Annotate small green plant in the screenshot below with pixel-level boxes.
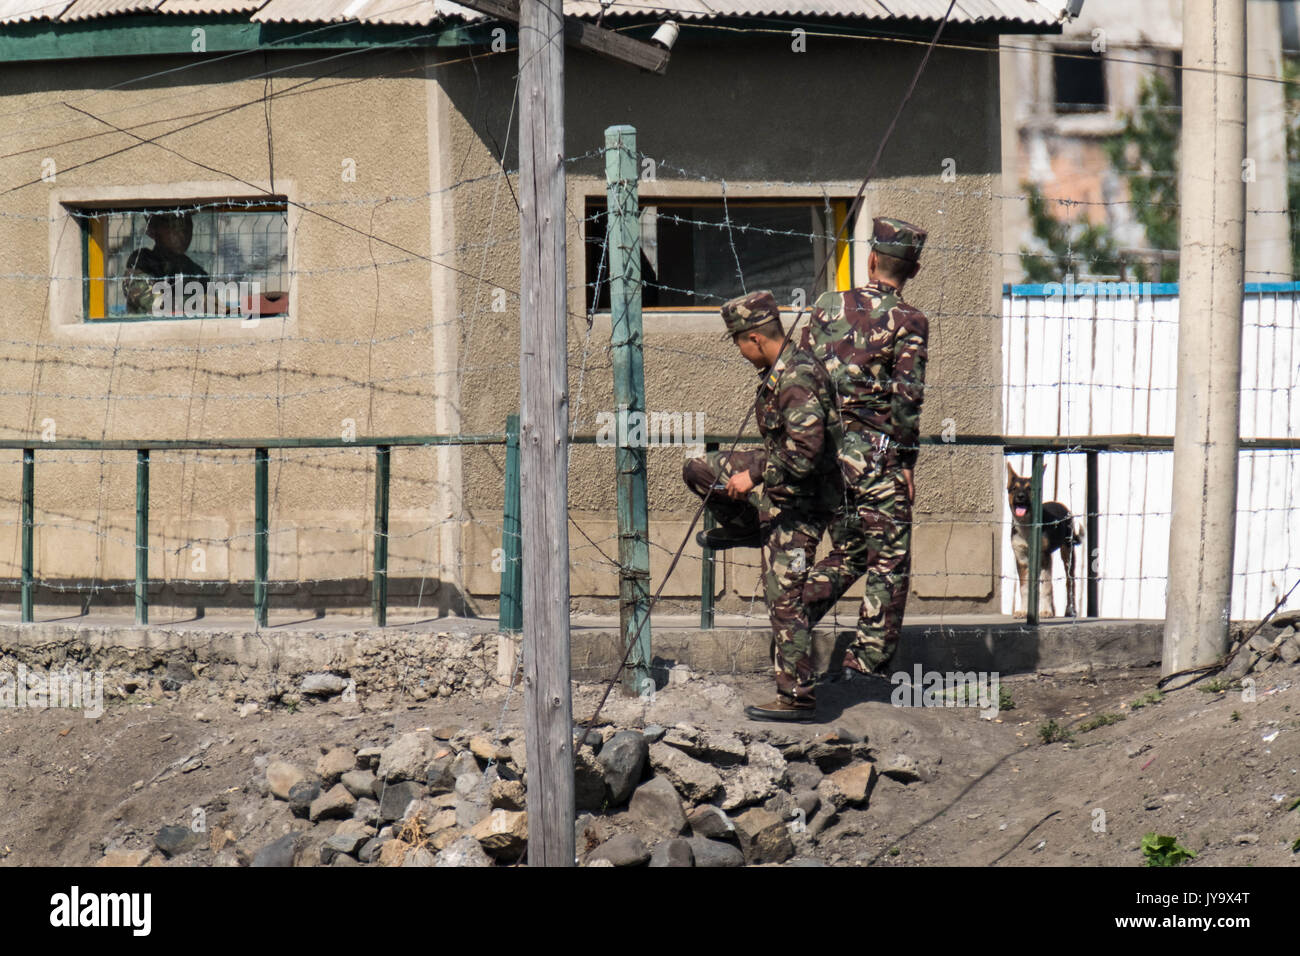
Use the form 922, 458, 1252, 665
1141, 832, 1196, 867
1039, 720, 1074, 745
1230, 711, 1241, 722
1076, 713, 1126, 734
1288, 796, 1300, 812
888, 846, 900, 857
999, 686, 1015, 711
1130, 690, 1165, 711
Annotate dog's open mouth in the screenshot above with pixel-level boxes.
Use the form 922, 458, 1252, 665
1014, 505, 1028, 517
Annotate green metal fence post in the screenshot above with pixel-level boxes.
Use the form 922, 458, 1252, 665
254, 447, 269, 628
135, 448, 149, 625
499, 415, 523, 631
1026, 452, 1045, 625
605, 124, 652, 695
21, 448, 33, 623
372, 445, 390, 627
700, 441, 719, 629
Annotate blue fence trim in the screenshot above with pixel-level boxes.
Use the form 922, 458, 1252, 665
1003, 281, 1300, 297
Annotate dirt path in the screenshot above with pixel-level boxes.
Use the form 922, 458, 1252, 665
0, 662, 1296, 866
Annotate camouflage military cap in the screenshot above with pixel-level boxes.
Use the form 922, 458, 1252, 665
871, 217, 927, 262
720, 290, 781, 340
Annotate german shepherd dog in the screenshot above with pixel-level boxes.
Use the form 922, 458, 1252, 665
1006, 463, 1083, 618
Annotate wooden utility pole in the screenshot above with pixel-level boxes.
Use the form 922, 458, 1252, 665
1164, 0, 1246, 678
518, 0, 575, 867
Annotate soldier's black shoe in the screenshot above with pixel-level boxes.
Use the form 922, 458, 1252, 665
696, 527, 762, 550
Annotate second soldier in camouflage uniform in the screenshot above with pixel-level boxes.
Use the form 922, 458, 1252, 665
682, 291, 839, 721
801, 217, 928, 676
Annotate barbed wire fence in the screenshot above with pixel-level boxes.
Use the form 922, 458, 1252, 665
0, 11, 1297, 720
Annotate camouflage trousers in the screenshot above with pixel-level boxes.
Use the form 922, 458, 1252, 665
803, 431, 912, 672
683, 450, 829, 683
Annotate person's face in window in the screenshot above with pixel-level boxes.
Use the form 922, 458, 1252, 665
148, 215, 194, 255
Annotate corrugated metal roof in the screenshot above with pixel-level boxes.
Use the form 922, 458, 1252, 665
58, 0, 163, 20
156, 0, 266, 13
1, 0, 1061, 25
0, 0, 75, 23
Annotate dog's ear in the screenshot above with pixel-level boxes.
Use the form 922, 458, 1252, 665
1005, 461, 1019, 488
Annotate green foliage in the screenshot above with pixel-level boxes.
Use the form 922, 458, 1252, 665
1130, 690, 1165, 711
999, 685, 1015, 711
1103, 73, 1181, 282
1020, 72, 1181, 283
1038, 719, 1074, 744
1075, 712, 1126, 733
1141, 832, 1196, 867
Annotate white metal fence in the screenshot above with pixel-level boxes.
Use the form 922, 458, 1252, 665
1001, 281, 1300, 620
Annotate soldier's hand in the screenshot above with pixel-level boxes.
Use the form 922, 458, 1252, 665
903, 468, 915, 503
725, 472, 754, 499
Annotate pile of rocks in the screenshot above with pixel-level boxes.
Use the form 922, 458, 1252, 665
111, 717, 926, 867
1223, 612, 1300, 680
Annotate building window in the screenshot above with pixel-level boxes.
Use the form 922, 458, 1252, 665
74, 200, 289, 320
1053, 46, 1106, 113
584, 199, 851, 312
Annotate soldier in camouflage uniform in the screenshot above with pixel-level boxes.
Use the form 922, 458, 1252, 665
800, 217, 928, 678
682, 291, 839, 721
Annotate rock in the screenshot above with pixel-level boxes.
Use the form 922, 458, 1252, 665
450, 750, 480, 777
508, 739, 528, 774
649, 742, 723, 802
649, 838, 695, 868
1233, 833, 1259, 845
793, 790, 820, 819
434, 833, 494, 868
155, 825, 200, 858
378, 733, 436, 783
426, 754, 456, 795
401, 847, 437, 867
1247, 632, 1277, 656
641, 724, 666, 743
377, 840, 412, 867
266, 761, 307, 800
490, 779, 527, 811
251, 834, 298, 868
688, 837, 744, 868
576, 814, 614, 854
332, 854, 362, 867
317, 747, 356, 785
719, 742, 789, 810
695, 732, 747, 766
827, 763, 877, 807
470, 809, 529, 861
321, 827, 371, 863
1278, 637, 1300, 665
310, 784, 357, 822
431, 725, 461, 741
733, 808, 795, 865
807, 804, 837, 839
355, 746, 383, 769
806, 736, 854, 772
1223, 647, 1260, 681
287, 780, 321, 819
574, 748, 607, 812
662, 724, 699, 751
358, 835, 390, 864
351, 797, 381, 826
628, 776, 688, 837
378, 780, 426, 823
588, 831, 650, 867
301, 673, 348, 696
786, 762, 824, 791
95, 848, 151, 867
879, 753, 922, 783
470, 735, 510, 763
686, 805, 736, 841
599, 730, 649, 805
341, 769, 377, 799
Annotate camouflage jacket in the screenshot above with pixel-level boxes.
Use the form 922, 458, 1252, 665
747, 340, 840, 507
803, 279, 928, 470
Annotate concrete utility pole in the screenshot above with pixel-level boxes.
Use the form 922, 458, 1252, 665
1164, 0, 1247, 677
517, 0, 575, 866
1245, 0, 1291, 282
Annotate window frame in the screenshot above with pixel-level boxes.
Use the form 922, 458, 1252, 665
583, 196, 854, 315
48, 180, 297, 342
